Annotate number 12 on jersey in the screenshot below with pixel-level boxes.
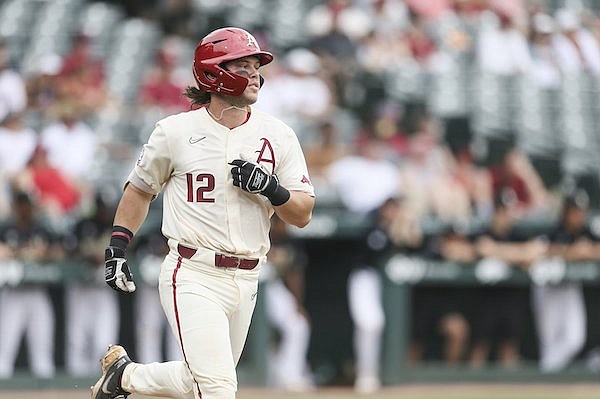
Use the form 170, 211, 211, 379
186, 173, 215, 203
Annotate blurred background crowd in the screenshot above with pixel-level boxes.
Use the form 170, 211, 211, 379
2, 0, 600, 394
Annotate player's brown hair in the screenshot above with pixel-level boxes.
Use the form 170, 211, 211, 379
184, 86, 211, 106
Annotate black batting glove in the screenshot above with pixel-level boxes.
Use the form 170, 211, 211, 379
105, 246, 136, 293
229, 159, 290, 206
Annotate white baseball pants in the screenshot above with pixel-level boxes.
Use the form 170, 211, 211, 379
0, 287, 55, 377
532, 279, 586, 372
265, 277, 312, 390
122, 249, 260, 399
347, 267, 385, 386
65, 283, 119, 376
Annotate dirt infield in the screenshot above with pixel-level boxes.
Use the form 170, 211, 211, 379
1, 384, 599, 399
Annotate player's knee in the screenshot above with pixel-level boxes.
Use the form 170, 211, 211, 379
355, 311, 385, 332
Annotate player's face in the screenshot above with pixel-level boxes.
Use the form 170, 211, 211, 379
224, 56, 262, 105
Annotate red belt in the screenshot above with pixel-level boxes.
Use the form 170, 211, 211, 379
177, 244, 259, 270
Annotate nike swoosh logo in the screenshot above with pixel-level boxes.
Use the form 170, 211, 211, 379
189, 136, 206, 144
101, 371, 115, 394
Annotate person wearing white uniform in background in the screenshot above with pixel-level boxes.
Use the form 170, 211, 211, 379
0, 192, 59, 378
64, 194, 119, 376
91, 27, 315, 399
0, 40, 27, 124
263, 215, 313, 392
531, 190, 600, 372
552, 8, 600, 75
0, 112, 37, 219
348, 197, 421, 394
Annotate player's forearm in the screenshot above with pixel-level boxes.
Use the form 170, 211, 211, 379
274, 191, 314, 228
113, 184, 154, 235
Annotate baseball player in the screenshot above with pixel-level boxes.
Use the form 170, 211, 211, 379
91, 27, 315, 399
531, 191, 600, 372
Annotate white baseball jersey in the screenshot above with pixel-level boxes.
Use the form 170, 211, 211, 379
128, 106, 314, 260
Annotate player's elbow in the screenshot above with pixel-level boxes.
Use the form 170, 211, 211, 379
281, 210, 312, 228
294, 213, 312, 228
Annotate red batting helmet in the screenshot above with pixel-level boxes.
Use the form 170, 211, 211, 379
192, 27, 273, 96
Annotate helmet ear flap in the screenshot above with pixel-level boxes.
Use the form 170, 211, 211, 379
259, 75, 265, 87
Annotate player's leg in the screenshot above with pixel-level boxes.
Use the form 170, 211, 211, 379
91, 286, 120, 372
347, 267, 384, 393
0, 289, 28, 377
439, 312, 469, 365
65, 284, 90, 375
229, 270, 260, 366
264, 277, 312, 390
534, 283, 586, 371
122, 256, 240, 399
26, 288, 55, 377
559, 284, 586, 366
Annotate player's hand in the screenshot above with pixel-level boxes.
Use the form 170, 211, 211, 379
229, 159, 290, 206
229, 159, 275, 194
105, 246, 136, 293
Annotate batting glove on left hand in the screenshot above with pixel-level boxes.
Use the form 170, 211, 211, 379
105, 246, 136, 293
229, 159, 290, 206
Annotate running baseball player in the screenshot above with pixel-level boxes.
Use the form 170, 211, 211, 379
91, 27, 315, 399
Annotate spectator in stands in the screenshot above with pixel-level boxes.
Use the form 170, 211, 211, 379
0, 113, 38, 179
327, 130, 402, 215
552, 8, 600, 75
13, 145, 81, 227
348, 197, 419, 393
0, 112, 37, 218
0, 191, 62, 378
158, 0, 198, 39
25, 53, 63, 128
0, 40, 27, 124
57, 33, 108, 115
264, 215, 314, 392
468, 193, 547, 368
138, 41, 189, 116
134, 229, 181, 364
356, 29, 411, 75
405, 9, 437, 66
303, 120, 348, 204
487, 146, 550, 218
530, 190, 600, 372
40, 99, 99, 210
476, 3, 531, 75
528, 12, 562, 88
304, 120, 348, 180
304, 0, 360, 110
63, 193, 120, 376
305, 0, 372, 46
255, 47, 333, 135
400, 116, 482, 225
367, 0, 409, 37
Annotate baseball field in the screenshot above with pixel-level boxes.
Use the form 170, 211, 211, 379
1, 384, 599, 399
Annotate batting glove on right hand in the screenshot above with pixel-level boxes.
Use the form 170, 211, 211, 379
105, 246, 136, 293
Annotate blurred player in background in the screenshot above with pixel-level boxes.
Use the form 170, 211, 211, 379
531, 190, 600, 372
92, 27, 315, 399
0, 191, 61, 378
64, 193, 119, 376
264, 214, 314, 392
